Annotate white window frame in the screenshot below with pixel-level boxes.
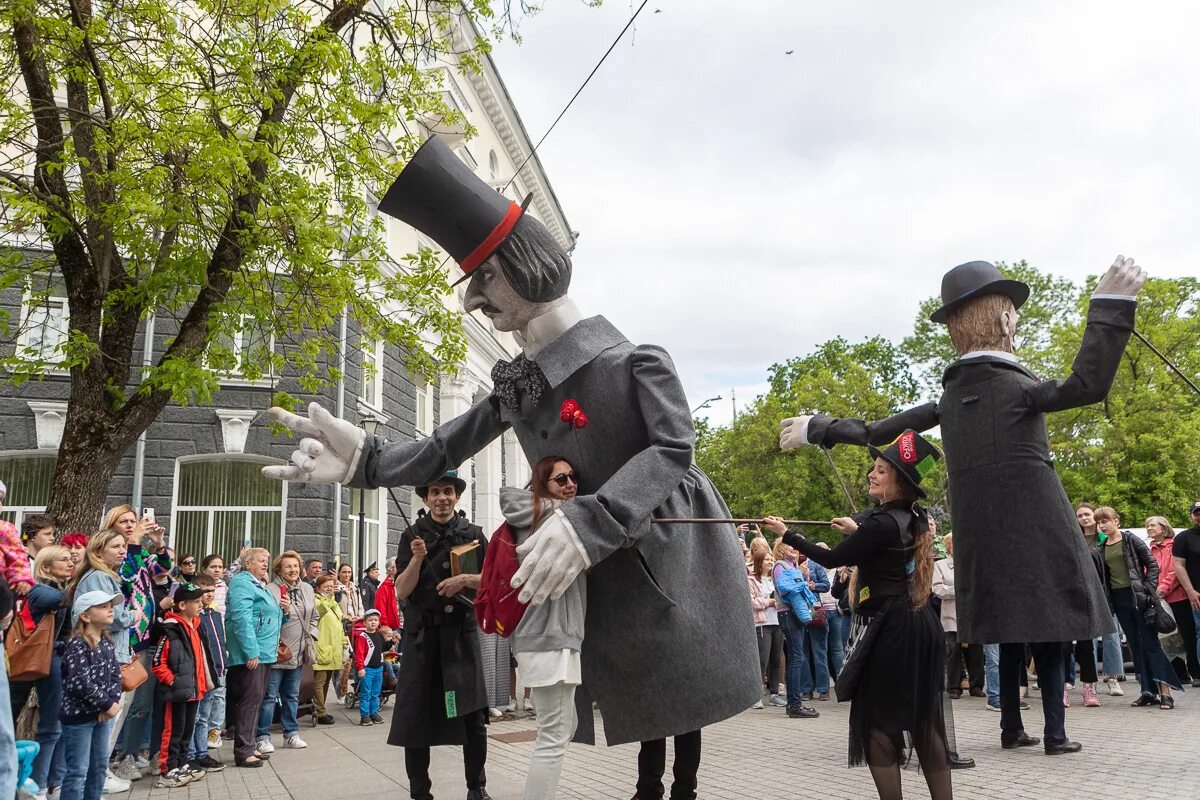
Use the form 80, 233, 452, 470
17, 287, 70, 372
169, 454, 288, 556
414, 374, 434, 437
0, 450, 58, 528
359, 336, 384, 412
212, 315, 276, 387
346, 485, 386, 572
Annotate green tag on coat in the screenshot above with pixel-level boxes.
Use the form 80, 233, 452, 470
444, 690, 457, 718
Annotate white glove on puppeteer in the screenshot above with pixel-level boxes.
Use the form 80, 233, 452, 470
261, 402, 366, 484
1092, 255, 1147, 299
779, 415, 814, 451
511, 509, 591, 606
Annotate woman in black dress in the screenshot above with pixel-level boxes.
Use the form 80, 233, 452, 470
764, 430, 951, 800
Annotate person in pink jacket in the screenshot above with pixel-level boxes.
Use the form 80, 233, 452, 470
1148, 515, 1198, 685
0, 481, 34, 595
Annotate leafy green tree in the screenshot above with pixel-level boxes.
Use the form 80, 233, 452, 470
0, 1, 530, 530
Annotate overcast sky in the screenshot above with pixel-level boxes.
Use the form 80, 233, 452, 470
490, 0, 1200, 427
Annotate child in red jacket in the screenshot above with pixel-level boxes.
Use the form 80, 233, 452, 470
150, 583, 212, 787
354, 609, 385, 725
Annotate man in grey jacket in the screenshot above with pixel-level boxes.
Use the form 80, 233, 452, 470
262, 136, 758, 800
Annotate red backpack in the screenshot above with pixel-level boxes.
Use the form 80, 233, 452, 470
475, 522, 528, 637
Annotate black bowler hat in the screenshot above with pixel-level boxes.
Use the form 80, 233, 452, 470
416, 468, 467, 498
929, 261, 1030, 324
377, 136, 532, 286
868, 430, 941, 499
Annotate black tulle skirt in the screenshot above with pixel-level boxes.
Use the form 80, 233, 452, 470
845, 597, 951, 769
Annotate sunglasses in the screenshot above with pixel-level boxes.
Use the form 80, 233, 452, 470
549, 471, 578, 487
182, 560, 196, 566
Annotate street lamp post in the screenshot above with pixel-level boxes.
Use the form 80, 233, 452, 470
357, 413, 382, 574
691, 395, 722, 414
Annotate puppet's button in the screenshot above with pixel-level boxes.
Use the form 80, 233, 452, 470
443, 562, 450, 570
444, 605, 454, 614
540, 430, 548, 439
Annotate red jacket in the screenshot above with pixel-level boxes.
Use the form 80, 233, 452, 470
1151, 537, 1187, 604
353, 629, 384, 672
375, 576, 401, 630
151, 612, 210, 702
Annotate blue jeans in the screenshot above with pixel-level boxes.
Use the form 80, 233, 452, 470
31, 653, 64, 791
60, 719, 113, 800
1, 654, 17, 800
984, 643, 1000, 706
257, 668, 302, 739
189, 690, 219, 760
1112, 588, 1180, 696
359, 666, 383, 718
1098, 618, 1124, 678
119, 663, 156, 755
826, 611, 848, 677
209, 684, 227, 731
778, 611, 809, 708
801, 623, 830, 693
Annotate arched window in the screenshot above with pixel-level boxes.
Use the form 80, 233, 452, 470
0, 451, 57, 527
171, 456, 286, 564
488, 150, 500, 181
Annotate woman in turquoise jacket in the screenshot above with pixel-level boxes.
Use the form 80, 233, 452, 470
224, 547, 283, 768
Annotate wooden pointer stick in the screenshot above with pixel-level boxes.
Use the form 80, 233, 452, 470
653, 518, 833, 527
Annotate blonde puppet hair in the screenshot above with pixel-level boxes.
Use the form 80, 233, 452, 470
946, 293, 1017, 355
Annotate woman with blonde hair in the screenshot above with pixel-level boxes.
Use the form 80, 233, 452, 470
1146, 515, 1198, 686
256, 550, 318, 752
225, 547, 284, 767
747, 539, 784, 708
765, 431, 951, 800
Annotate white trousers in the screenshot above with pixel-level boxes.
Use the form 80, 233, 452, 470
523, 682, 578, 800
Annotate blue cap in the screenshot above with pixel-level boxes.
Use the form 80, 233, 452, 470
72, 589, 122, 627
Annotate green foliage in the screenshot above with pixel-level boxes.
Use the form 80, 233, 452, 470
699, 266, 1200, 533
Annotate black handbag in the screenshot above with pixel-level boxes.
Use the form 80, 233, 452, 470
834, 612, 883, 702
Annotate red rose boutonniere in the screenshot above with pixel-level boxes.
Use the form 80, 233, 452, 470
559, 399, 588, 429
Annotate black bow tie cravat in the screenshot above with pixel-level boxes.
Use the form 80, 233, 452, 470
491, 355, 548, 413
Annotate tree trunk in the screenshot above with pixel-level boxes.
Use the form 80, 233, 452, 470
44, 389, 131, 532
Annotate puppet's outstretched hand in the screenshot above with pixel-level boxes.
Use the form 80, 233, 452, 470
779, 415, 814, 451
512, 510, 590, 605
1094, 255, 1147, 298
261, 402, 366, 484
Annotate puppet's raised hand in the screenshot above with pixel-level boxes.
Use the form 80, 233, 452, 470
261, 402, 366, 484
1094, 255, 1147, 298
512, 510, 591, 605
779, 415, 814, 451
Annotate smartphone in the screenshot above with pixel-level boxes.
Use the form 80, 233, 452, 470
142, 507, 156, 525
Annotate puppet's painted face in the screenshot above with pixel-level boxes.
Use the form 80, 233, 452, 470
463, 259, 554, 332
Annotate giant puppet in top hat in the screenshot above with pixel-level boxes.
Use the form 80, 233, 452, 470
929, 261, 1030, 323
377, 136, 533, 286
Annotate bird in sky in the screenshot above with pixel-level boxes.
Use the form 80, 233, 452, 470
785, 49, 794, 55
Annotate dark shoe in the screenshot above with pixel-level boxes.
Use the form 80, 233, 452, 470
814, 692, 829, 701
1044, 741, 1083, 755
252, 751, 270, 761
948, 752, 975, 769
1159, 696, 1175, 710
235, 758, 264, 768
947, 688, 963, 699
370, 713, 384, 724
801, 692, 813, 701
196, 756, 225, 773
466, 791, 493, 800
1191, 677, 1200, 688
316, 715, 335, 725
1131, 692, 1160, 707
360, 717, 373, 726
969, 687, 986, 698
1001, 732, 1041, 749
1019, 700, 1030, 710
786, 705, 820, 718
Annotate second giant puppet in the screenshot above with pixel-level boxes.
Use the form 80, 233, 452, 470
263, 136, 760, 745
781, 257, 1146, 645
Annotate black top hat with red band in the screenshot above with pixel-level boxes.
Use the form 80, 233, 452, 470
377, 136, 532, 286
868, 430, 942, 499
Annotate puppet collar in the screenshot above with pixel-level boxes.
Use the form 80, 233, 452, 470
958, 350, 1019, 364
945, 350, 1037, 382
532, 315, 628, 389
514, 298, 582, 360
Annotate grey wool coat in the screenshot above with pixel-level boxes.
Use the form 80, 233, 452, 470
807, 298, 1134, 645
353, 315, 761, 744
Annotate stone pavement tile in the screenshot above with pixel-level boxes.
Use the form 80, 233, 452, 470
126, 682, 1197, 800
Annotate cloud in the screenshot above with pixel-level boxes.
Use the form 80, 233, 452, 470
492, 0, 1200, 426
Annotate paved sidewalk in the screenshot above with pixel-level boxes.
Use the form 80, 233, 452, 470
126, 682, 1197, 799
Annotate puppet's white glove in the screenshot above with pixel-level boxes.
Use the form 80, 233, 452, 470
261, 402, 366, 484
512, 510, 591, 605
779, 415, 814, 451
1093, 255, 1147, 299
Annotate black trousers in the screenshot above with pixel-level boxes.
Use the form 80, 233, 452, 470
227, 664, 270, 763
636, 729, 702, 800
404, 709, 487, 800
757, 625, 784, 694
1063, 640, 1098, 684
943, 632, 984, 690
1169, 598, 1200, 679
150, 699, 198, 774
1000, 642, 1065, 746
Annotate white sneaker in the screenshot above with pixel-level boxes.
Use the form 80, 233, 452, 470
208, 729, 223, 749
1107, 678, 1124, 697
751, 699, 764, 709
102, 770, 131, 794
284, 735, 307, 749
131, 754, 150, 771
48, 788, 61, 800
112, 756, 142, 782
488, 707, 503, 719
501, 701, 517, 712
256, 737, 275, 754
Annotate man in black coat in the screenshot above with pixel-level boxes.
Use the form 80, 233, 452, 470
390, 471, 490, 800
781, 256, 1147, 755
